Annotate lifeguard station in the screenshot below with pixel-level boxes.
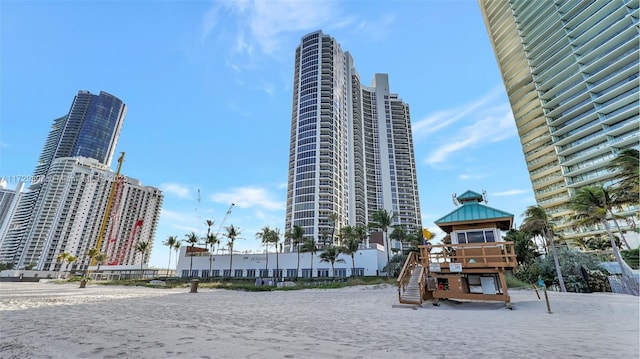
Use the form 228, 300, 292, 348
398, 190, 517, 308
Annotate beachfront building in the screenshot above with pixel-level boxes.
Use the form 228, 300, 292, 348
0, 91, 127, 266
479, 1, 639, 242
175, 243, 388, 279
284, 31, 422, 252
0, 180, 24, 243
14, 156, 163, 272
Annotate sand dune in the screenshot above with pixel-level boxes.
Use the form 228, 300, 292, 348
1, 282, 638, 358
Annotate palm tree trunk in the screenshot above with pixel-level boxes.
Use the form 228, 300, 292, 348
189, 247, 194, 276
310, 253, 313, 278
265, 246, 269, 276
607, 209, 631, 249
296, 249, 300, 279
602, 220, 634, 278
351, 255, 355, 277
546, 229, 567, 292
167, 249, 172, 278
385, 233, 391, 278
276, 249, 279, 281
209, 254, 213, 277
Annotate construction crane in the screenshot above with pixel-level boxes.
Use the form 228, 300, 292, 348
215, 203, 235, 237
110, 219, 143, 265
92, 152, 125, 266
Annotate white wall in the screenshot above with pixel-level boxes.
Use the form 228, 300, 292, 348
176, 245, 388, 278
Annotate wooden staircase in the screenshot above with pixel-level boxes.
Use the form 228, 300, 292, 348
397, 252, 425, 305
400, 264, 424, 304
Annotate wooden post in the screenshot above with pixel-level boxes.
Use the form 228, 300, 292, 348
531, 283, 540, 299
543, 285, 552, 314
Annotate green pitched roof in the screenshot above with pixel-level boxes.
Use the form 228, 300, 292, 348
435, 202, 514, 225
456, 190, 483, 203
434, 190, 514, 232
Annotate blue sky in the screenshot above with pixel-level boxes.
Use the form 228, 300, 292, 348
1, 0, 535, 268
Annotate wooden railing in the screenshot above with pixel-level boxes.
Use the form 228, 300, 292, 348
396, 251, 425, 304
419, 242, 516, 270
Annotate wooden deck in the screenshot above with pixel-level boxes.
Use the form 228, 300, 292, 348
397, 242, 516, 307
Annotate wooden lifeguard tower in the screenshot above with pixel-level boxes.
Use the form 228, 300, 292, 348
398, 190, 517, 308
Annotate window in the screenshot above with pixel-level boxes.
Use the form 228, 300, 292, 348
259, 269, 269, 277
247, 269, 256, 278
181, 270, 189, 278
317, 269, 329, 278
352, 268, 364, 277
212, 270, 220, 277
234, 269, 243, 277
287, 269, 298, 278
191, 270, 200, 277
455, 229, 498, 244
223, 269, 231, 277
201, 270, 210, 278
301, 269, 312, 278
273, 269, 283, 280
334, 268, 346, 278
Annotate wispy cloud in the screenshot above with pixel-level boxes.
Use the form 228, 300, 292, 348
417, 86, 516, 165
458, 174, 489, 181
493, 189, 529, 196
202, 1, 347, 59
210, 186, 284, 211
159, 182, 191, 199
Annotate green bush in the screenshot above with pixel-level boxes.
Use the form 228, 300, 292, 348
513, 248, 604, 292
621, 247, 639, 269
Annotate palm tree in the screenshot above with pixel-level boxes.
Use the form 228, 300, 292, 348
569, 186, 634, 279
84, 247, 100, 277
271, 228, 281, 280
205, 219, 215, 237
134, 240, 151, 277
256, 226, 272, 276
521, 206, 567, 292
163, 235, 178, 277
300, 237, 317, 278
504, 229, 537, 265
94, 253, 108, 274
390, 226, 407, 253
329, 212, 339, 245
354, 225, 368, 248
173, 240, 182, 273
204, 233, 219, 277
185, 232, 199, 276
319, 246, 346, 277
286, 225, 304, 278
225, 224, 241, 277
339, 226, 361, 277
608, 148, 639, 195
369, 209, 396, 278
56, 252, 70, 278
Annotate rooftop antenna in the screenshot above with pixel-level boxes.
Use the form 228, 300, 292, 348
482, 190, 488, 204
452, 193, 459, 207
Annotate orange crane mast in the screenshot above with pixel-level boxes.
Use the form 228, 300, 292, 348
92, 152, 125, 266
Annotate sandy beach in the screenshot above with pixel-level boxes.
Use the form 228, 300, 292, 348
0, 282, 638, 359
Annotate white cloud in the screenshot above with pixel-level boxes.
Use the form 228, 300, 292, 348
159, 183, 191, 199
413, 85, 504, 139
201, 6, 219, 42
493, 189, 529, 196
458, 174, 489, 181
210, 186, 285, 211
202, 0, 345, 59
420, 87, 517, 165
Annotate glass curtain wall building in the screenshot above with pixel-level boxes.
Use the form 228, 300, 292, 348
0, 91, 127, 266
285, 31, 422, 249
479, 0, 639, 238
